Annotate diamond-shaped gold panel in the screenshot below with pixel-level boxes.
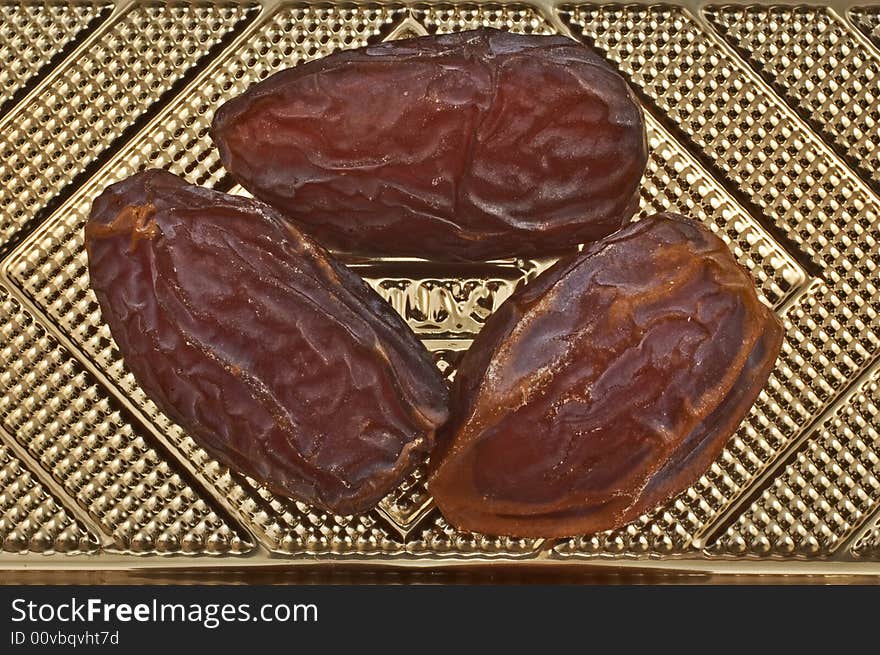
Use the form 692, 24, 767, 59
0, 1, 878, 573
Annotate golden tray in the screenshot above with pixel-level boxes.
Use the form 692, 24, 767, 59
0, 0, 878, 580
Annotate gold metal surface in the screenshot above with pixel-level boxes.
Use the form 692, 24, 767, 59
0, 0, 878, 575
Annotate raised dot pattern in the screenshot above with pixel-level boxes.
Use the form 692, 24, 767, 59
706, 6, 880, 189
5, 5, 410, 555
716, 375, 880, 557
0, 442, 98, 554
5, 3, 851, 560
558, 3, 880, 558
0, 1, 110, 112
407, 511, 543, 557
1, 3, 879, 564
414, 3, 554, 34
129, 4, 404, 189
850, 7, 880, 51
0, 2, 256, 249
0, 289, 252, 554
639, 116, 804, 308
562, 5, 879, 274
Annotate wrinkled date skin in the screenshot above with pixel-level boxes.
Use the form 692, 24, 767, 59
429, 213, 784, 537
85, 169, 449, 515
212, 28, 647, 261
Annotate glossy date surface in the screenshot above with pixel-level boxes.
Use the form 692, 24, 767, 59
85, 169, 449, 515
212, 28, 647, 261
429, 213, 784, 537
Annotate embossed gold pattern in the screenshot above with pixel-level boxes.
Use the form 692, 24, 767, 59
714, 374, 879, 557
0, 0, 877, 573
0, 1, 111, 114
0, 442, 99, 554
0, 1, 258, 252
705, 5, 880, 190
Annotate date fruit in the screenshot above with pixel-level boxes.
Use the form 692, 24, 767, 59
212, 28, 647, 261
429, 213, 783, 537
85, 169, 449, 515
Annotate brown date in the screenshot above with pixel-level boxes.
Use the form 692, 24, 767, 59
429, 213, 783, 537
85, 169, 449, 515
212, 28, 647, 261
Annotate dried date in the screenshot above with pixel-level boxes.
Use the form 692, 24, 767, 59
428, 213, 783, 537
212, 28, 647, 261
85, 169, 449, 515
